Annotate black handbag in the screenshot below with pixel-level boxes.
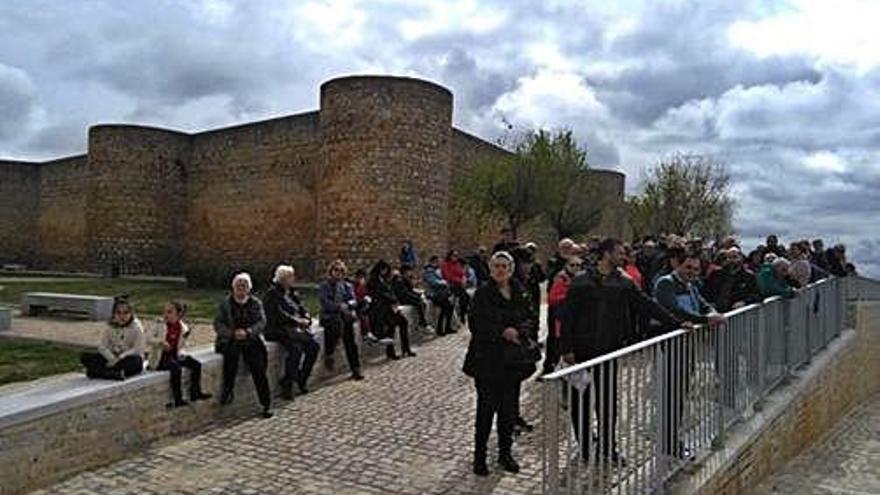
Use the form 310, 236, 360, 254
502, 335, 542, 370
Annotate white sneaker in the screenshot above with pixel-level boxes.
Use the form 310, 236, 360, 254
365, 332, 380, 345
377, 337, 395, 345
423, 324, 435, 333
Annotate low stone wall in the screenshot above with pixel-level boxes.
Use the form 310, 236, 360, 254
0, 304, 452, 495
671, 301, 880, 494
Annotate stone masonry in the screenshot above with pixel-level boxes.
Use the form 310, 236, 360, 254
0, 75, 626, 283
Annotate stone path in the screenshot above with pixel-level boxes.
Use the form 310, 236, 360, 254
3, 315, 216, 348
29, 329, 547, 495
752, 392, 880, 494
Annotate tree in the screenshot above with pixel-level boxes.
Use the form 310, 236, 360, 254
453, 129, 606, 241
627, 153, 735, 238
525, 130, 606, 239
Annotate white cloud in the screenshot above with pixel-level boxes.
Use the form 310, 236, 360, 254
728, 0, 880, 72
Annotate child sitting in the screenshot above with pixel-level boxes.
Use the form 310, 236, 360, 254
147, 301, 212, 407
80, 296, 145, 380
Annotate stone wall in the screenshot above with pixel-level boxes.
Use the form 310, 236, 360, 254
316, 76, 453, 273
186, 112, 320, 285
85, 126, 192, 275
671, 301, 880, 495
0, 75, 627, 281
0, 161, 39, 265
36, 155, 89, 270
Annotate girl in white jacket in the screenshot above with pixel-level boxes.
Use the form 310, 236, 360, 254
80, 297, 145, 380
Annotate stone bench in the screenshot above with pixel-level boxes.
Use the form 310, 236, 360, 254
20, 292, 114, 320
0, 302, 442, 495
0, 306, 10, 331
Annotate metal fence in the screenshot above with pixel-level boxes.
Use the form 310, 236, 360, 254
540, 275, 863, 494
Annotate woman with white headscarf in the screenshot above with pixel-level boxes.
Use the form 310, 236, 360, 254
213, 272, 273, 418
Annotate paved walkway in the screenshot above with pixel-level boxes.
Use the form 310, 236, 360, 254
29, 330, 547, 495
752, 392, 880, 494
3, 315, 216, 348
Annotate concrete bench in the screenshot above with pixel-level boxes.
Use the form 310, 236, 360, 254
0, 306, 10, 331
20, 292, 114, 320
0, 302, 439, 494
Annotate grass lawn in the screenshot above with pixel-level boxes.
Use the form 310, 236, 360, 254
0, 277, 320, 320
0, 338, 86, 386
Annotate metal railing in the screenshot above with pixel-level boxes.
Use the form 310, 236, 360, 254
540, 276, 864, 494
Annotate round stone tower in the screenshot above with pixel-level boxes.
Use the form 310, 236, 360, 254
85, 124, 191, 275
316, 76, 453, 272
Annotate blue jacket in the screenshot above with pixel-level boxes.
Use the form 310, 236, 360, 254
319, 279, 356, 318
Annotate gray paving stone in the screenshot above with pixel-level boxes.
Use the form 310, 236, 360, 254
752, 392, 880, 495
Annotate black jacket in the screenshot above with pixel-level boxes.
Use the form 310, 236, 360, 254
463, 279, 534, 381
367, 274, 399, 326
262, 283, 311, 340
391, 275, 422, 306
560, 267, 682, 362
213, 295, 266, 350
702, 267, 760, 313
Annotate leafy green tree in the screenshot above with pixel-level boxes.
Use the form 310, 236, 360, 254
628, 152, 734, 238
453, 129, 606, 241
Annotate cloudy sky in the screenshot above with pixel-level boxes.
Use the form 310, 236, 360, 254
1, 0, 878, 275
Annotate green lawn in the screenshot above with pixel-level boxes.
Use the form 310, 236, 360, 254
0, 338, 85, 386
0, 277, 320, 320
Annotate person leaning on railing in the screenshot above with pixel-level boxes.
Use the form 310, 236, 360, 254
463, 250, 534, 477
701, 247, 761, 313
560, 238, 689, 465
654, 249, 727, 458
756, 257, 796, 299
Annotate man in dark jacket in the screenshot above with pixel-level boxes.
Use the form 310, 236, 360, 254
263, 265, 320, 400
701, 248, 761, 313
214, 272, 272, 418
560, 238, 688, 463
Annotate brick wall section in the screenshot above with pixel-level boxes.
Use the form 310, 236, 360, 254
86, 126, 192, 275
0, 75, 628, 280
186, 112, 320, 283
680, 302, 880, 495
36, 155, 89, 270
0, 161, 39, 265
317, 76, 453, 272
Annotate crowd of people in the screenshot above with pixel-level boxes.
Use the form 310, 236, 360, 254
77, 233, 857, 474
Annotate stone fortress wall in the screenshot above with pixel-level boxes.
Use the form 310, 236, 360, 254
0, 75, 625, 283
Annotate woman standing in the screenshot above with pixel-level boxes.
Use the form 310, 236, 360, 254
442, 249, 470, 325
463, 251, 533, 476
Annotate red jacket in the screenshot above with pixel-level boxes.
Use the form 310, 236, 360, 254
441, 259, 466, 287
548, 271, 573, 338
623, 264, 644, 290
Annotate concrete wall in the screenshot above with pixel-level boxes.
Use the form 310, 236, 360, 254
672, 301, 880, 495
0, 307, 438, 495
0, 161, 39, 265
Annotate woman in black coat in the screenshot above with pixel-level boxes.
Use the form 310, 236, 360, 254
367, 260, 415, 360
463, 250, 534, 476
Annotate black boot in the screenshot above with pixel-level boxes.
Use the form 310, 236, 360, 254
280, 379, 294, 401
386, 346, 401, 360
498, 452, 520, 473
219, 388, 234, 406
473, 451, 489, 476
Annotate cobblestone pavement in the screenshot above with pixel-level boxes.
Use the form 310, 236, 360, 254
30, 329, 548, 495
752, 392, 880, 495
